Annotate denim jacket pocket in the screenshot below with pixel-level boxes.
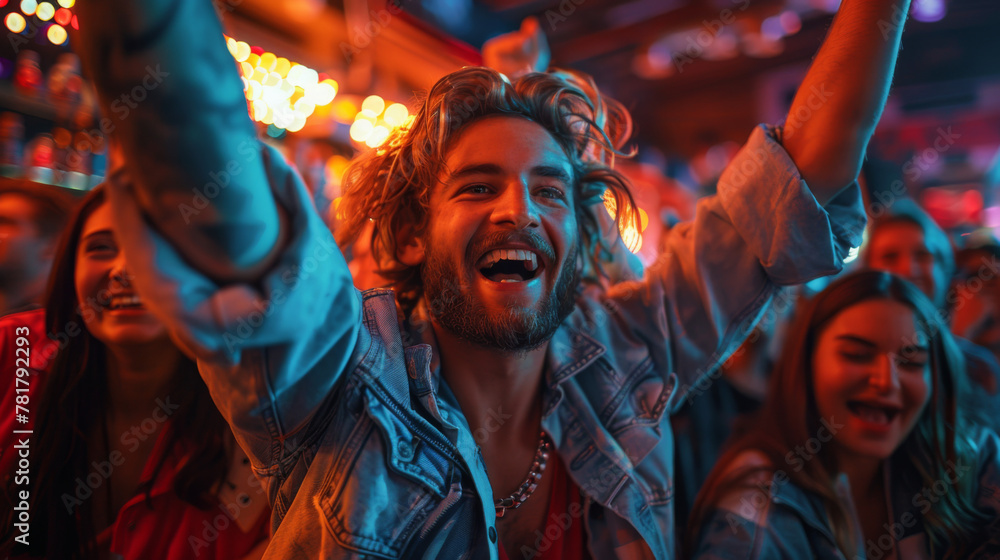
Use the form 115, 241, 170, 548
315, 391, 456, 558
600, 357, 666, 431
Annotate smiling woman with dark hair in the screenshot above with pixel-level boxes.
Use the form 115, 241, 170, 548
687, 270, 1000, 559
0, 187, 270, 559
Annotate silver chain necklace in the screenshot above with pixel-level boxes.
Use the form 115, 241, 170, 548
494, 431, 551, 519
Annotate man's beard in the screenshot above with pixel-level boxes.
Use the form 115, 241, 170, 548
421, 241, 579, 354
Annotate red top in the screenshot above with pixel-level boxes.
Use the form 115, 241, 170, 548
1, 308, 270, 559
0, 309, 57, 477
498, 456, 592, 560
92, 424, 270, 560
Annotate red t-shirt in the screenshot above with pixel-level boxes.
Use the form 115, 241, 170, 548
1, 308, 270, 559
498, 456, 592, 560
0, 309, 57, 478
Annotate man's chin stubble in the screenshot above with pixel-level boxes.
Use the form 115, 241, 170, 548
421, 248, 579, 355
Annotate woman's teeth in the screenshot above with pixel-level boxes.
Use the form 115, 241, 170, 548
109, 294, 143, 310
850, 403, 893, 425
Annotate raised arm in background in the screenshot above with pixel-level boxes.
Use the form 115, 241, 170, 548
783, 0, 911, 205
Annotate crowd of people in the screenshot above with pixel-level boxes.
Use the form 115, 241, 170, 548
1, 0, 999, 558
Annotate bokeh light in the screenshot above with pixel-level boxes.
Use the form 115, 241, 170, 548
347, 97, 412, 148
225, 35, 338, 131
603, 191, 648, 254
36, 2, 55, 20
361, 95, 385, 116
350, 119, 373, 142
47, 23, 67, 45
383, 103, 409, 127
54, 7, 71, 25
5, 12, 26, 33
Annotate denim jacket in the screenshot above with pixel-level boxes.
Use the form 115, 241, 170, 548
104, 127, 864, 559
691, 427, 1000, 559
83, 1, 865, 557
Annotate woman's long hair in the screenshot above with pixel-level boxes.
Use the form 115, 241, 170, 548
2, 187, 231, 558
687, 271, 990, 558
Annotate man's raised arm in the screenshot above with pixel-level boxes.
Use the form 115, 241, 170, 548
70, 0, 363, 471
632, 1, 911, 409
74, 0, 284, 282
783, 0, 911, 205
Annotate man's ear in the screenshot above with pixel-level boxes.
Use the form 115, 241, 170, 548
397, 227, 426, 266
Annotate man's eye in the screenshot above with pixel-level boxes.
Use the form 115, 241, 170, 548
537, 186, 565, 199
462, 184, 492, 195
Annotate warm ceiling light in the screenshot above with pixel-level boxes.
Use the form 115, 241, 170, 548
361, 95, 385, 116
36, 1, 54, 20
5, 12, 26, 33
47, 23, 67, 44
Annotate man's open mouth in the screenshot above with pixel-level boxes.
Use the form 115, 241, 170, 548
477, 248, 542, 283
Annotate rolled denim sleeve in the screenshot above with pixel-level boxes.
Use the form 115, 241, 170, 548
105, 143, 362, 467
637, 124, 865, 410
76, 0, 282, 279
79, 0, 363, 468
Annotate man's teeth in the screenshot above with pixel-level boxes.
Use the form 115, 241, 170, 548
481, 248, 539, 270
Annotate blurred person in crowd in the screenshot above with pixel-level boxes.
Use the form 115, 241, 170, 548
482, 16, 550, 81
671, 287, 802, 538
863, 198, 1000, 430
0, 178, 77, 316
73, 0, 908, 556
687, 270, 1000, 558
0, 187, 270, 559
952, 243, 1000, 388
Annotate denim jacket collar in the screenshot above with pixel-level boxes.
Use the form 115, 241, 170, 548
365, 288, 668, 556
400, 292, 610, 393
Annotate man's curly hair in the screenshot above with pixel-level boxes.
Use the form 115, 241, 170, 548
335, 66, 641, 315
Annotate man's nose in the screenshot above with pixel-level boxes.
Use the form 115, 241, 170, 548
491, 183, 540, 230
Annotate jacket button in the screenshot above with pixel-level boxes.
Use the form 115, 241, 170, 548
488, 526, 497, 542
397, 440, 415, 462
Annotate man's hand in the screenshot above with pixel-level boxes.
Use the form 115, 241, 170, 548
73, 0, 284, 284
482, 17, 551, 80
783, 0, 912, 206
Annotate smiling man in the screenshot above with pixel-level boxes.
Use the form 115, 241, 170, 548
76, 0, 908, 557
